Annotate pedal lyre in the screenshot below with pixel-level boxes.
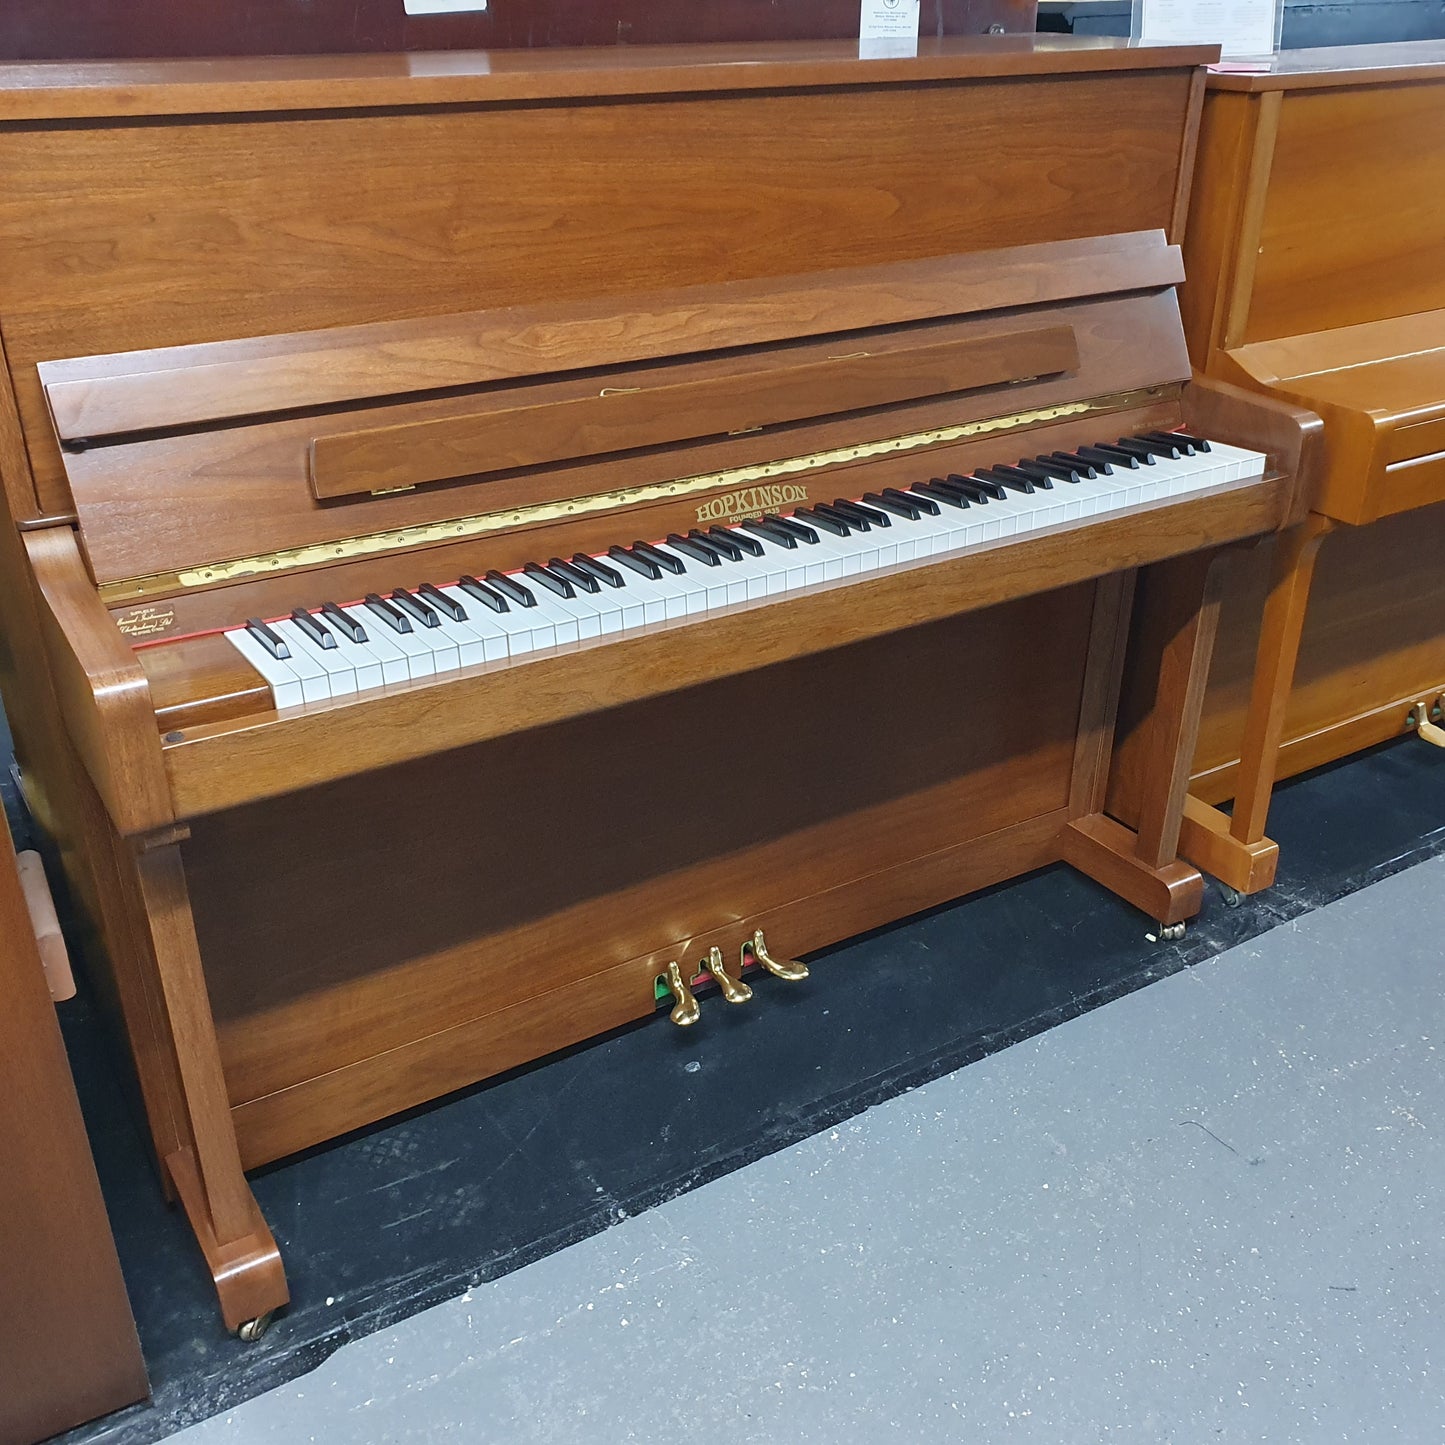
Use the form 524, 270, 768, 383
745, 928, 809, 982
662, 959, 700, 1027
703, 946, 753, 1004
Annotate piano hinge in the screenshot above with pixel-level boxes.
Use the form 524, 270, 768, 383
369, 484, 417, 497
96, 384, 1177, 604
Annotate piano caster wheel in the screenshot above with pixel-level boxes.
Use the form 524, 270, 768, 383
703, 946, 753, 1005
237, 1311, 275, 1343
1158, 922, 1187, 943
746, 929, 809, 982
662, 960, 700, 1027
1219, 884, 1243, 909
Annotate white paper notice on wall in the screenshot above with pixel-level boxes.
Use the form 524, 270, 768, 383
404, 0, 488, 14
859, 0, 921, 58
1133, 0, 1280, 59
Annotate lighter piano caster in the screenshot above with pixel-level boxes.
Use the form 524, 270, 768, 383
237, 1312, 275, 1343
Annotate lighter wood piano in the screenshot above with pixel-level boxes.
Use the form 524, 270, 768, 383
1154, 43, 1445, 897
0, 38, 1320, 1334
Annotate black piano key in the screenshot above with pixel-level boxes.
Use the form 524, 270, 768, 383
692, 528, 742, 561
485, 570, 536, 607
524, 561, 576, 598
1118, 435, 1180, 462
715, 525, 763, 557
740, 518, 797, 550
632, 541, 686, 575
246, 617, 291, 660
936, 476, 988, 504
1146, 428, 1210, 454
864, 490, 921, 520
290, 608, 337, 649
886, 486, 938, 516
794, 506, 850, 537
666, 533, 721, 566
571, 553, 625, 588
912, 481, 969, 509
610, 544, 663, 579
365, 593, 413, 634
834, 498, 890, 528
1000, 463, 1051, 490
768, 513, 818, 544
1051, 451, 1106, 477
392, 587, 441, 627
684, 531, 734, 562
458, 575, 510, 613
549, 557, 601, 593
977, 465, 1036, 495
1104, 441, 1155, 465
320, 601, 367, 643
418, 582, 468, 621
959, 472, 1007, 500
1020, 458, 1079, 485
814, 502, 862, 532
1080, 444, 1139, 470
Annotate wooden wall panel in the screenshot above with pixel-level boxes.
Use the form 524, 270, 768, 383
0, 1, 1036, 61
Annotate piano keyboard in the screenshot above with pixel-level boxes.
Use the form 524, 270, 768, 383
225, 431, 1267, 709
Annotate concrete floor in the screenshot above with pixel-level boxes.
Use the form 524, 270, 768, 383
174, 856, 1445, 1444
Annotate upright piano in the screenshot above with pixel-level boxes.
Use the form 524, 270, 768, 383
0, 38, 1318, 1334
1139, 43, 1445, 897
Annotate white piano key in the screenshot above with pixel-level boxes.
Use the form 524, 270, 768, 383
347, 603, 437, 679
273, 618, 358, 698
225, 627, 308, 710
441, 585, 542, 659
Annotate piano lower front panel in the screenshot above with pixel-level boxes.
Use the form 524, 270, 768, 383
1115, 501, 1445, 817
182, 586, 1097, 1169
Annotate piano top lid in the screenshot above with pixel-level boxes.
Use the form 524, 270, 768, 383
0, 35, 1220, 121
1207, 39, 1445, 92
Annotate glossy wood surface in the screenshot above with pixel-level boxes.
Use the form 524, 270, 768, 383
0, 0, 1036, 62
0, 819, 147, 1444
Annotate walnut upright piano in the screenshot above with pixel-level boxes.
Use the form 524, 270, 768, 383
0, 39, 1318, 1334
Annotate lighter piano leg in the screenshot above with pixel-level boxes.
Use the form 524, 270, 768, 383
1177, 514, 1333, 898
131, 833, 288, 1337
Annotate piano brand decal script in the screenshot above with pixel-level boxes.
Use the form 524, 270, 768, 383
114, 604, 177, 639
697, 484, 809, 526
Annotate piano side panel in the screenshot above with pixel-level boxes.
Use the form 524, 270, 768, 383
0, 66, 1197, 514
1242, 78, 1445, 346
180, 590, 1091, 1162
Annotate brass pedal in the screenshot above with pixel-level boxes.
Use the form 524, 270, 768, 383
1409, 697, 1445, 748
745, 928, 809, 982
703, 945, 753, 1004
661, 959, 700, 1027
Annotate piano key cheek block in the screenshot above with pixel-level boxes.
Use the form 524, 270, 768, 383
0, 41, 1323, 1335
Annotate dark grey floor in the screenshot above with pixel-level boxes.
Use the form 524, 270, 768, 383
171, 853, 1445, 1444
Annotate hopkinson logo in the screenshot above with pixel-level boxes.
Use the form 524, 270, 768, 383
696, 483, 809, 524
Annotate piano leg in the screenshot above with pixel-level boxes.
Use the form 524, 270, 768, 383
1061, 547, 1236, 929
130, 836, 288, 1337
1176, 514, 1334, 897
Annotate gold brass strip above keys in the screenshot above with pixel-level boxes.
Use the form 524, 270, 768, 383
98, 385, 1173, 605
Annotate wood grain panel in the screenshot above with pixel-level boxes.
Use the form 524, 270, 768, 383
1193, 502, 1445, 786
0, 818, 148, 1442
1244, 80, 1445, 344
185, 595, 1086, 1111
0, 67, 1195, 512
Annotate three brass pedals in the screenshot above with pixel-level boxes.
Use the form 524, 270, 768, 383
659, 929, 808, 1026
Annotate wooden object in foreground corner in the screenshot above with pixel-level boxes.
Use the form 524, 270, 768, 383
0, 820, 147, 1445
1128, 43, 1445, 898
0, 37, 1321, 1331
